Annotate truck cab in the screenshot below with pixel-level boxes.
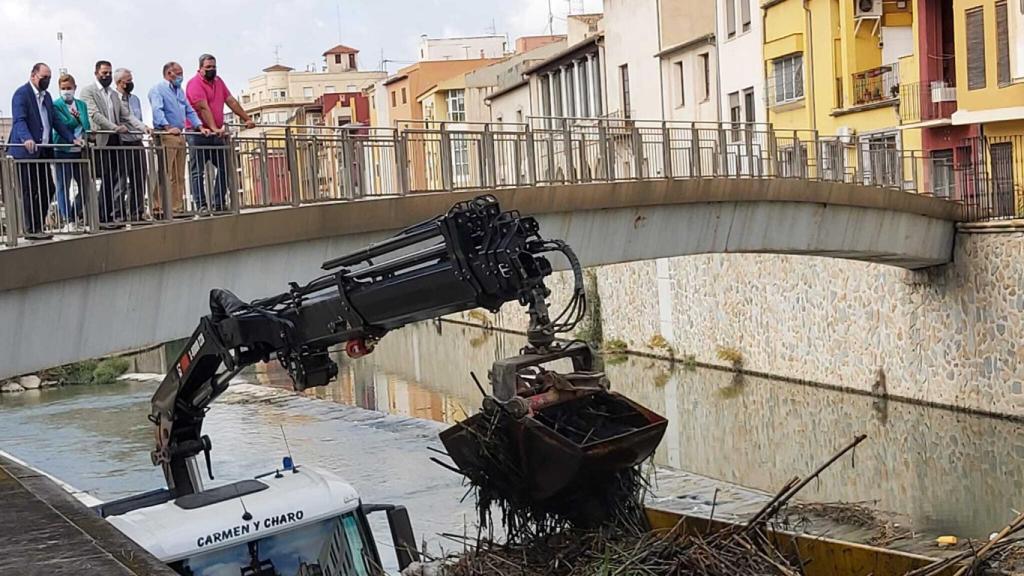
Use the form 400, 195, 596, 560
98, 464, 418, 575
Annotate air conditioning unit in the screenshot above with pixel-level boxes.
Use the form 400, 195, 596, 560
930, 81, 957, 102
855, 0, 882, 19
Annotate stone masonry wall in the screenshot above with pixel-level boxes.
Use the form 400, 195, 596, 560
598, 230, 1024, 417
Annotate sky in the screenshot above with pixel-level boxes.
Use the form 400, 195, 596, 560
0, 0, 602, 121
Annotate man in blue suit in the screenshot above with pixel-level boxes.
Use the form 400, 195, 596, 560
7, 63, 83, 239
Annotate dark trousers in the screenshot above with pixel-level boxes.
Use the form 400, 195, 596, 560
115, 140, 148, 220
187, 134, 228, 212
94, 134, 121, 223
18, 149, 56, 235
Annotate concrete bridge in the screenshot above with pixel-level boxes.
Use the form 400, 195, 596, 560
0, 177, 961, 381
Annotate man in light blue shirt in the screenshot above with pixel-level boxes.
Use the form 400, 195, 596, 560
149, 61, 208, 216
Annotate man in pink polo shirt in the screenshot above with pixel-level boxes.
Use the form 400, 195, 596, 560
185, 53, 254, 213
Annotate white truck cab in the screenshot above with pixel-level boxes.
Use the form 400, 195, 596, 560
99, 462, 418, 576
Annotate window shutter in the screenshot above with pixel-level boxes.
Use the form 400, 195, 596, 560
741, 0, 752, 31
996, 1, 1010, 85
966, 8, 987, 90
727, 0, 737, 36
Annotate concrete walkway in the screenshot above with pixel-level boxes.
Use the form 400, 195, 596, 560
0, 452, 175, 576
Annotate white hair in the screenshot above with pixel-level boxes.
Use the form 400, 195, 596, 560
113, 67, 132, 82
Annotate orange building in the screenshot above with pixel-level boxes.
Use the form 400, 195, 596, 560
383, 59, 505, 127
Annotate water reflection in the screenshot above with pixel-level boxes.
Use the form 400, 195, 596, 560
254, 321, 1023, 540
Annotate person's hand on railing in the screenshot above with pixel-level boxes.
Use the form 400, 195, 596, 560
167, 127, 182, 136
72, 137, 85, 148
115, 125, 129, 135
23, 139, 36, 154
243, 119, 256, 130
199, 126, 213, 137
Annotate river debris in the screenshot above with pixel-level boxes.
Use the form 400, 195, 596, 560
787, 500, 914, 547
422, 429, 872, 576
907, 511, 1024, 576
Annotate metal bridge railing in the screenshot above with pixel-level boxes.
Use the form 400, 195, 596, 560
3, 117, 1020, 247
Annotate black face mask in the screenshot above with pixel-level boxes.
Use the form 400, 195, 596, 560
203, 69, 217, 81
98, 75, 112, 88
37, 76, 51, 91
123, 82, 134, 94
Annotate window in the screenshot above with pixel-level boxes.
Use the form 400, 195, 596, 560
727, 0, 737, 37
169, 513, 374, 576
325, 85, 335, 93
772, 53, 804, 104
620, 64, 631, 118
700, 53, 711, 101
347, 84, 357, 92
516, 109, 523, 124
931, 150, 954, 198
242, 94, 250, 104
743, 87, 755, 122
391, 90, 396, 107
741, 0, 751, 32
674, 61, 685, 107
349, 54, 356, 68
996, 1, 1010, 85
303, 86, 313, 98
729, 91, 742, 140
966, 7, 986, 90
401, 87, 407, 104
447, 89, 466, 122
553, 73, 564, 116
452, 140, 470, 184
335, 54, 342, 64
566, 66, 577, 117
592, 54, 603, 115
541, 75, 552, 116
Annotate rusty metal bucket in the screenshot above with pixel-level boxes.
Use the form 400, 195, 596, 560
440, 390, 667, 503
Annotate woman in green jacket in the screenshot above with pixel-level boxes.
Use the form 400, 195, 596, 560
52, 72, 91, 225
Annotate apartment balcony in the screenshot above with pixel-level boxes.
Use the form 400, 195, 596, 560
852, 62, 900, 106
898, 80, 957, 125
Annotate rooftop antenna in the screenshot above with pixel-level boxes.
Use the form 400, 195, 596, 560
280, 424, 296, 472
335, 0, 343, 43
548, 0, 554, 35
273, 44, 283, 65
57, 32, 66, 74
486, 18, 496, 36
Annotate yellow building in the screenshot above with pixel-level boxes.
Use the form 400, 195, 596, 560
948, 0, 1024, 216
763, 0, 920, 186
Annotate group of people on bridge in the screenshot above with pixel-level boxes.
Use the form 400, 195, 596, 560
5, 55, 258, 240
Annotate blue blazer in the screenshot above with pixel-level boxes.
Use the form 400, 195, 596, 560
7, 82, 76, 159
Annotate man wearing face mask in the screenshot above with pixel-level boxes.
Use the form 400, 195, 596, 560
80, 60, 146, 227
185, 53, 255, 213
114, 67, 151, 222
52, 73, 91, 226
7, 62, 81, 239
149, 61, 207, 217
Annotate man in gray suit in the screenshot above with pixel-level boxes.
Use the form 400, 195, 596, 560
80, 59, 147, 226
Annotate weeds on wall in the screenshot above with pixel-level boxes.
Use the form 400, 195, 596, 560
41, 357, 131, 386
574, 269, 603, 346
715, 346, 744, 369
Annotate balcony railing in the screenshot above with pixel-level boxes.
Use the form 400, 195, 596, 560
3, 117, 1019, 247
852, 62, 900, 106
899, 80, 957, 124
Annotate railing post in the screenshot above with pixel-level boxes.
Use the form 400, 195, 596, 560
155, 139, 173, 221
285, 127, 301, 206
689, 124, 701, 178
2, 157, 20, 247
745, 125, 755, 177
562, 119, 575, 183
513, 129, 524, 187
767, 127, 779, 178
661, 121, 673, 180
258, 137, 271, 206
310, 135, 322, 200
598, 122, 612, 180
482, 124, 497, 188
82, 151, 101, 233
717, 124, 728, 177
631, 124, 643, 179
525, 126, 537, 185
224, 136, 242, 214
440, 123, 454, 191
339, 131, 355, 199
395, 129, 409, 195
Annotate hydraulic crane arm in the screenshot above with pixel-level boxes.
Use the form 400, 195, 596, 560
150, 196, 586, 497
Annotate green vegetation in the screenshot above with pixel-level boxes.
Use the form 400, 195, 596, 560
603, 339, 629, 353
574, 269, 604, 346
715, 346, 744, 369
680, 353, 698, 371
42, 357, 131, 386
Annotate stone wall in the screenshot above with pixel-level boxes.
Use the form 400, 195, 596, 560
453, 229, 1024, 417
598, 229, 1024, 417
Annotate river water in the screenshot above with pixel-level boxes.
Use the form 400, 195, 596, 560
1, 321, 1022, 562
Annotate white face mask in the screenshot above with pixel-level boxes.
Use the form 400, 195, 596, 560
60, 89, 75, 103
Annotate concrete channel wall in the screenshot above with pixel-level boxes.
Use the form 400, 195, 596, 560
466, 225, 1024, 418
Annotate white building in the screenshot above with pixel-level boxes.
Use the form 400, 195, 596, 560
716, 0, 765, 124
467, 38, 567, 124
601, 0, 663, 120
418, 35, 508, 61
656, 0, 719, 123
